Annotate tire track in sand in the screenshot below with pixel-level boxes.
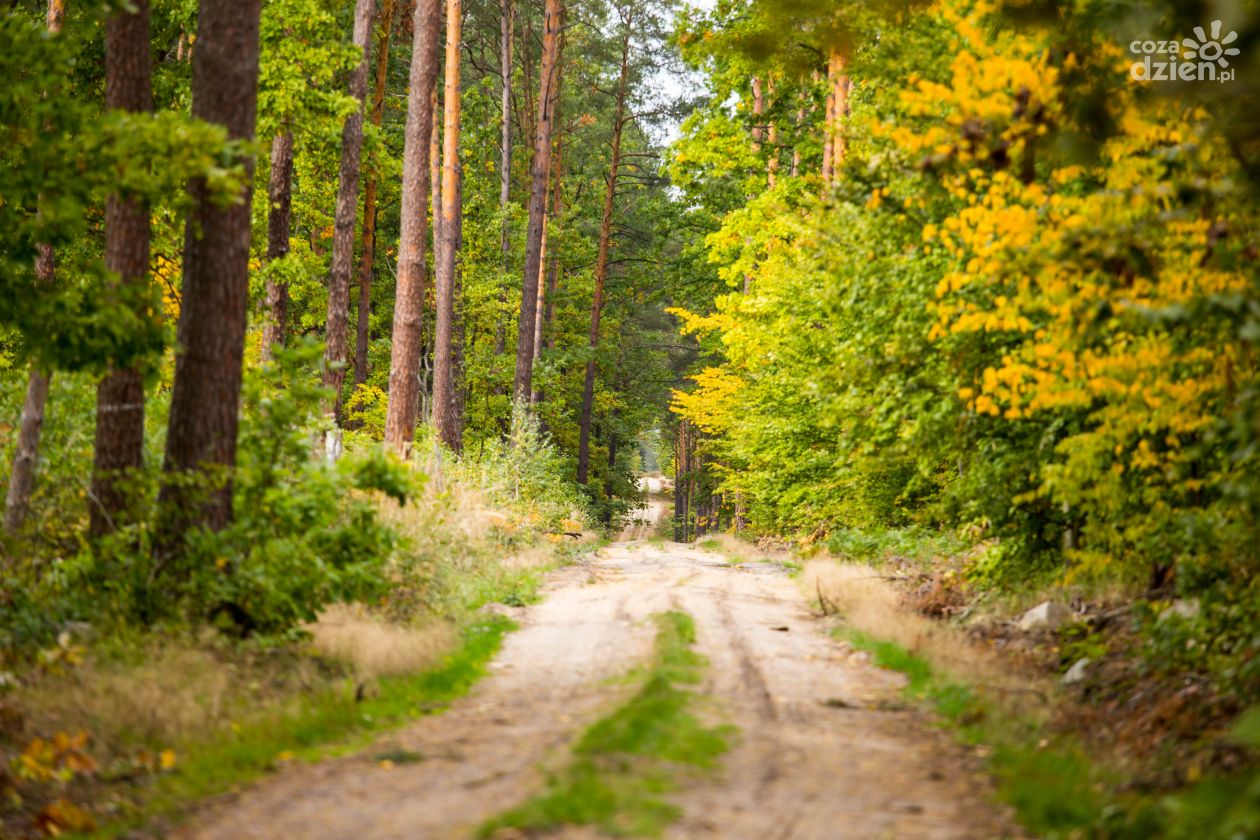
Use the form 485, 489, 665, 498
177, 542, 1010, 840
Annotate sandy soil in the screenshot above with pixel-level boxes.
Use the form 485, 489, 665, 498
175, 543, 1010, 840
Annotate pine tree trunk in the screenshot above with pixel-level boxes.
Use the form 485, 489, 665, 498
543, 135, 565, 351
324, 0, 376, 428
576, 19, 630, 485
529, 60, 563, 406
822, 50, 848, 186
432, 0, 463, 452
750, 75, 765, 149
766, 76, 779, 187
262, 132, 294, 362
4, 0, 65, 538
158, 0, 263, 535
511, 0, 563, 404
493, 0, 512, 358
354, 0, 397, 390
91, 0, 153, 537
383, 0, 441, 454
528, 217, 546, 403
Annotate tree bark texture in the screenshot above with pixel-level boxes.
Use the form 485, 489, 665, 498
159, 0, 263, 533
355, 0, 397, 389
261, 132, 294, 362
383, 0, 441, 454
91, 0, 154, 537
323, 0, 376, 424
432, 0, 463, 451
511, 0, 562, 403
822, 50, 848, 186
494, 0, 513, 360
4, 367, 51, 536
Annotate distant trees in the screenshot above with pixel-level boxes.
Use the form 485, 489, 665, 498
577, 9, 632, 485
3, 0, 689, 553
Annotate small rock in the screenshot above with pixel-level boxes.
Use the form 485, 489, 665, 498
61, 621, 95, 642
1061, 657, 1091, 685
1162, 599, 1200, 621
1017, 600, 1072, 632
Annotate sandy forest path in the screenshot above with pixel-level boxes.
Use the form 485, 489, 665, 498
177, 540, 1008, 840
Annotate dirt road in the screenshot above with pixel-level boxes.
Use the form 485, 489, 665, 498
178, 542, 1008, 840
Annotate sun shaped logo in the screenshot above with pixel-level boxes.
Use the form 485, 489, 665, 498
1182, 20, 1240, 67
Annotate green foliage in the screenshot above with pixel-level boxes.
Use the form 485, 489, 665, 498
480, 611, 733, 839
451, 408, 588, 536
178, 340, 413, 634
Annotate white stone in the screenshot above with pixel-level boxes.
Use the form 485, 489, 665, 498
1165, 599, 1200, 620
1017, 600, 1072, 632
1062, 657, 1091, 685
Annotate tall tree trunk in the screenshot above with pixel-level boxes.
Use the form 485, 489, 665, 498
790, 92, 804, 178
432, 0, 463, 451
383, 0, 441, 454
528, 216, 547, 403
261, 132, 294, 361
158, 0, 263, 535
323, 0, 376, 430
354, 0, 397, 389
530, 58, 563, 405
511, 0, 562, 404
543, 131, 564, 351
576, 18, 630, 485
91, 0, 154, 537
4, 0, 65, 538
822, 50, 848, 186
493, 0, 512, 358
750, 75, 765, 149
672, 419, 690, 543
766, 76, 779, 187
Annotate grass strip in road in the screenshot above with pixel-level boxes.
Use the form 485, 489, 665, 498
479, 610, 734, 839
95, 617, 514, 838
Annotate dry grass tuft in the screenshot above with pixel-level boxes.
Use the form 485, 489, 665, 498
804, 560, 1049, 712
14, 639, 333, 760
702, 533, 795, 566
307, 605, 455, 680
501, 545, 556, 571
